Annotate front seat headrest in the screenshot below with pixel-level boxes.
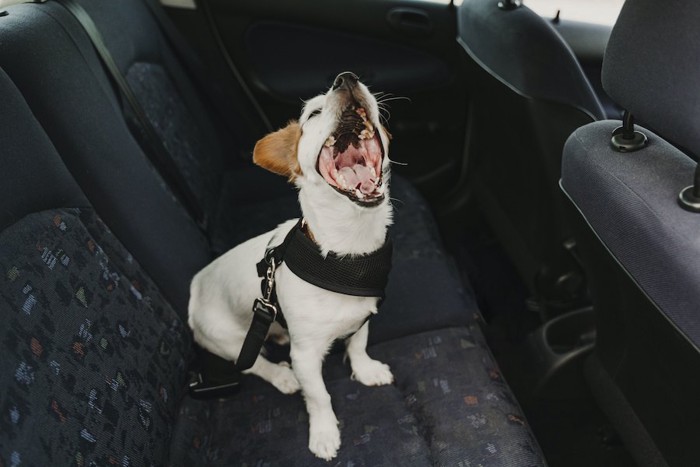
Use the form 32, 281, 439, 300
603, 0, 700, 156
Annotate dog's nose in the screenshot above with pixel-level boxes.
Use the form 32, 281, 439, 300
332, 72, 359, 91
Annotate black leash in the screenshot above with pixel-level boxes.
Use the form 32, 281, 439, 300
189, 220, 392, 398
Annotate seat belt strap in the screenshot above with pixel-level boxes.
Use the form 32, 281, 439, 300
54, 0, 208, 230
197, 0, 273, 133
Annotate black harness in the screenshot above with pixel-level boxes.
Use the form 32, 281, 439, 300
189, 219, 392, 398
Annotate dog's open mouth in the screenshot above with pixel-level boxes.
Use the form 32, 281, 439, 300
317, 106, 384, 206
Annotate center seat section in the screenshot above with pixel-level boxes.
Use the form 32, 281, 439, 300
0, 1, 548, 465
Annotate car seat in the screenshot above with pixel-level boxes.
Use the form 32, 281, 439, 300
561, 0, 700, 464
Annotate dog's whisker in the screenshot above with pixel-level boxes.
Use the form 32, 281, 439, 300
378, 107, 392, 123
377, 96, 412, 104
388, 196, 405, 206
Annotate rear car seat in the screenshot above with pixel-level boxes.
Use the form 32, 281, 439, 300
0, 0, 547, 464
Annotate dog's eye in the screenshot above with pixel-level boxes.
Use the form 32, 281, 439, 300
309, 109, 322, 118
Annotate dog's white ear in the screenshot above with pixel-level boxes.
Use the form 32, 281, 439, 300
253, 121, 302, 180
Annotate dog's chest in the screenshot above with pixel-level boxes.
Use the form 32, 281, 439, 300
275, 265, 378, 337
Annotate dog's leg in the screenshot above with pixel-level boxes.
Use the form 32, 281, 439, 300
345, 321, 394, 386
243, 355, 300, 395
290, 343, 340, 460
268, 321, 290, 346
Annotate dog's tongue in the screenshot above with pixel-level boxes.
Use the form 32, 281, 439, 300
338, 164, 376, 194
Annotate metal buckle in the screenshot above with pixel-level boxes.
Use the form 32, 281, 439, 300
188, 371, 241, 399
256, 259, 277, 322
253, 297, 277, 324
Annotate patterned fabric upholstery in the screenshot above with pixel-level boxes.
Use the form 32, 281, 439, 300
171, 327, 544, 466
0, 209, 192, 466
0, 207, 544, 467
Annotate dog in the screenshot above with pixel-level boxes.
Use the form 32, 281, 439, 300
188, 72, 394, 460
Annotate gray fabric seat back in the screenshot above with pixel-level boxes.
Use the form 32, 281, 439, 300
0, 2, 213, 315
561, 0, 700, 464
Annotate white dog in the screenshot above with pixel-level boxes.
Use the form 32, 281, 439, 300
188, 72, 395, 460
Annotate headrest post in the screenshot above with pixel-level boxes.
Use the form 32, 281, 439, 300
497, 0, 521, 11
611, 110, 647, 152
678, 164, 700, 213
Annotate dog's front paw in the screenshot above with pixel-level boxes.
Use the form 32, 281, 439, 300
309, 420, 341, 460
271, 363, 301, 394
352, 359, 394, 386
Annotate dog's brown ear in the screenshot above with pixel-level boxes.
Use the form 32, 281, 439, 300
253, 121, 302, 180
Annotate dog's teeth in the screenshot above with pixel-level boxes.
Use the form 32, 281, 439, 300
361, 120, 375, 139
338, 174, 347, 188
369, 167, 377, 178
324, 136, 336, 147
356, 189, 364, 199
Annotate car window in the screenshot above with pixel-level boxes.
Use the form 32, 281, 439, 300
526, 0, 625, 25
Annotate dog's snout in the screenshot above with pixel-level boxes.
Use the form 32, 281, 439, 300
332, 72, 359, 91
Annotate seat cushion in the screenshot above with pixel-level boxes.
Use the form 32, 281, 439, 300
171, 327, 545, 466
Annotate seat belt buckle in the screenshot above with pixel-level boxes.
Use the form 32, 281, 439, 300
188, 371, 241, 399
187, 346, 241, 399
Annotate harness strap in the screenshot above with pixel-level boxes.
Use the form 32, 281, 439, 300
239, 220, 393, 372
283, 225, 393, 298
